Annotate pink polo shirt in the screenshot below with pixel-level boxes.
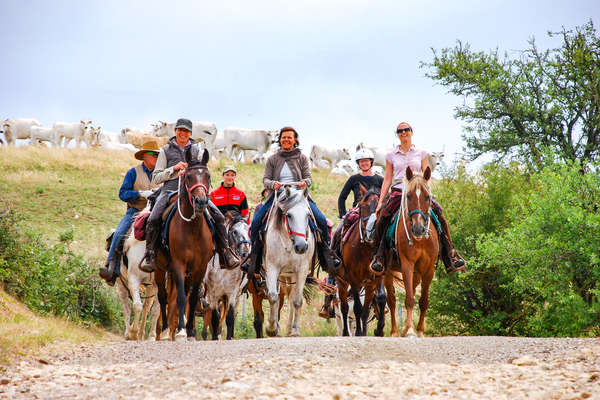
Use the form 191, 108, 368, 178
386, 145, 429, 188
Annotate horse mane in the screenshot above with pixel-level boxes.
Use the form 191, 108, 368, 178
224, 210, 245, 225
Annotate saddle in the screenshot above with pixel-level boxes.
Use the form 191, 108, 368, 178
158, 202, 216, 256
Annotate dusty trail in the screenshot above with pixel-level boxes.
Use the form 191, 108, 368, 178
2, 336, 599, 399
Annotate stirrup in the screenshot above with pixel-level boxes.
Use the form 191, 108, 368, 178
139, 252, 156, 273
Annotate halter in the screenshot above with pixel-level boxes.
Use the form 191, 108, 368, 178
177, 171, 209, 222
399, 179, 432, 246
273, 183, 311, 243
284, 214, 307, 238
358, 192, 378, 243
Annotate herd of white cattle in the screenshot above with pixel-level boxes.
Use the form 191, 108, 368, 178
0, 117, 444, 175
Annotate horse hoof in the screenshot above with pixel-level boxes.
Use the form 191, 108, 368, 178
147, 336, 156, 342
402, 328, 417, 337
289, 330, 300, 337
265, 326, 278, 337
417, 331, 425, 338
159, 330, 170, 341
187, 336, 196, 342
174, 331, 187, 342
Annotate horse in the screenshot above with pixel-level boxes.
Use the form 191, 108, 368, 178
386, 166, 438, 337
263, 183, 316, 337
246, 268, 285, 338
153, 147, 214, 341
335, 186, 386, 336
201, 211, 249, 340
114, 229, 160, 340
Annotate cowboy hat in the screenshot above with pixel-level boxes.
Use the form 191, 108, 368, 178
134, 140, 161, 160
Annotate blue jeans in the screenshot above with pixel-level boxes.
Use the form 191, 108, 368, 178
106, 207, 137, 272
249, 196, 328, 244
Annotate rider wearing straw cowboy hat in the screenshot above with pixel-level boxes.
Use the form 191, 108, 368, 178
99, 140, 161, 285
369, 121, 465, 274
139, 118, 241, 273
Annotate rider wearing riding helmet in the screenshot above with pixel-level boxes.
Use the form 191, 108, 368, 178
210, 165, 249, 222
248, 126, 340, 279
319, 147, 384, 318
369, 121, 465, 274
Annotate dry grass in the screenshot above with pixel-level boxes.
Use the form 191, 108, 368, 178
0, 288, 117, 367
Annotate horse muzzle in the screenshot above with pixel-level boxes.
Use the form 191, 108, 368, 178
293, 240, 308, 254
411, 224, 429, 240
194, 196, 208, 210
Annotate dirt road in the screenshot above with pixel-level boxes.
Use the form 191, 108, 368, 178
2, 336, 599, 399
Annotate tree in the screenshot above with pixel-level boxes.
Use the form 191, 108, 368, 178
422, 20, 600, 170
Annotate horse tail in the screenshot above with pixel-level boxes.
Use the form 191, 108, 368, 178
303, 275, 319, 304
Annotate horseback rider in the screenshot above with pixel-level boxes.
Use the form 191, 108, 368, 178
369, 121, 465, 274
319, 147, 384, 318
99, 140, 161, 285
209, 165, 249, 222
139, 118, 241, 273
248, 126, 340, 279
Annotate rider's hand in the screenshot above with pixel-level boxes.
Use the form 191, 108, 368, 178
297, 181, 307, 189
375, 202, 383, 214
138, 190, 154, 199
177, 169, 185, 177
273, 181, 282, 190
173, 161, 188, 171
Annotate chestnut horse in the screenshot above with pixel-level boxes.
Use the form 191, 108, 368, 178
387, 166, 438, 337
154, 147, 214, 341
336, 186, 386, 336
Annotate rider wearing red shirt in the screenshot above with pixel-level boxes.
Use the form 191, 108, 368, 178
210, 166, 249, 221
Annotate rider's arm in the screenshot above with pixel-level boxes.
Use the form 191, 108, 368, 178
421, 151, 430, 173
262, 156, 277, 190
376, 160, 394, 212
151, 151, 177, 186
337, 176, 354, 218
118, 167, 139, 203
299, 154, 312, 188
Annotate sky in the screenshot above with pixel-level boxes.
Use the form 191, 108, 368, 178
1, 0, 598, 166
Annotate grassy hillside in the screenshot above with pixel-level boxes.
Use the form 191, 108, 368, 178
0, 147, 346, 263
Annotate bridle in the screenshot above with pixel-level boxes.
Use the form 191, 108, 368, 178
399, 179, 432, 246
177, 166, 210, 222
358, 192, 379, 243
273, 183, 311, 243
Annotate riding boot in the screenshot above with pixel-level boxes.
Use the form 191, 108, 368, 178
319, 274, 337, 319
139, 220, 160, 273
247, 237, 265, 291
369, 214, 392, 274
98, 260, 116, 285
433, 207, 466, 273
316, 239, 339, 273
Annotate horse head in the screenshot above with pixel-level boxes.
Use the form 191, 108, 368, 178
404, 166, 432, 240
225, 211, 251, 261
358, 185, 380, 244
276, 184, 311, 254
179, 147, 211, 217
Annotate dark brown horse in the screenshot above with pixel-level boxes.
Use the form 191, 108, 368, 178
387, 166, 438, 337
154, 147, 214, 341
336, 186, 386, 336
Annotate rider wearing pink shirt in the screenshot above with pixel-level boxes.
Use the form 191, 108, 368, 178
369, 121, 465, 274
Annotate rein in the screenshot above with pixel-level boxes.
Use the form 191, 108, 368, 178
177, 174, 209, 222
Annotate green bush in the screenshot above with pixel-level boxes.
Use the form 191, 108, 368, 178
0, 208, 121, 328
429, 161, 600, 336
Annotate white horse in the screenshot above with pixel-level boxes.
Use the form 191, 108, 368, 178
201, 212, 250, 340
114, 230, 160, 341
264, 184, 316, 337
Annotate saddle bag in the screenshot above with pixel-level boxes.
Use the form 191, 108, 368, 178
133, 212, 150, 241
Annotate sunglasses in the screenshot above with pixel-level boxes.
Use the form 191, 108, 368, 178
145, 152, 159, 156
396, 128, 412, 134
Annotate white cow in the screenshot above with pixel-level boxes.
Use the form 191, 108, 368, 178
252, 142, 279, 164
310, 145, 351, 168
428, 151, 445, 173
92, 127, 136, 151
336, 159, 357, 174
2, 118, 42, 145
152, 120, 217, 153
53, 119, 93, 147
223, 128, 278, 163
330, 167, 350, 177
311, 159, 331, 169
29, 126, 59, 147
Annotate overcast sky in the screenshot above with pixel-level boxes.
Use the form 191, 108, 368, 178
1, 0, 597, 165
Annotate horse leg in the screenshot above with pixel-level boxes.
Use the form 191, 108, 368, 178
186, 281, 201, 341
173, 268, 187, 341
265, 265, 280, 337
201, 307, 211, 340
148, 292, 160, 341
384, 273, 399, 337
138, 286, 154, 340
361, 286, 375, 337
226, 303, 235, 340
289, 277, 304, 337
251, 284, 264, 338
416, 270, 434, 338
338, 282, 351, 336
210, 305, 220, 340
373, 280, 387, 337
129, 276, 143, 340
116, 280, 133, 340
401, 262, 416, 337
154, 269, 170, 340
351, 288, 363, 336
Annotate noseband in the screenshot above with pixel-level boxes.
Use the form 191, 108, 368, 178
178, 166, 209, 222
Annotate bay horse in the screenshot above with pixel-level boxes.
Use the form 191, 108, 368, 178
153, 147, 214, 341
264, 183, 316, 337
201, 211, 249, 340
387, 166, 438, 337
336, 186, 386, 336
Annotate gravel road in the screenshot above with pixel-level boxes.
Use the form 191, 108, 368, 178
2, 336, 599, 399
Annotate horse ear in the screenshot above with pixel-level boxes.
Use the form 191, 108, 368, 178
359, 184, 367, 195
184, 146, 193, 164
424, 166, 431, 181
201, 149, 209, 165
285, 186, 291, 198
406, 166, 413, 180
